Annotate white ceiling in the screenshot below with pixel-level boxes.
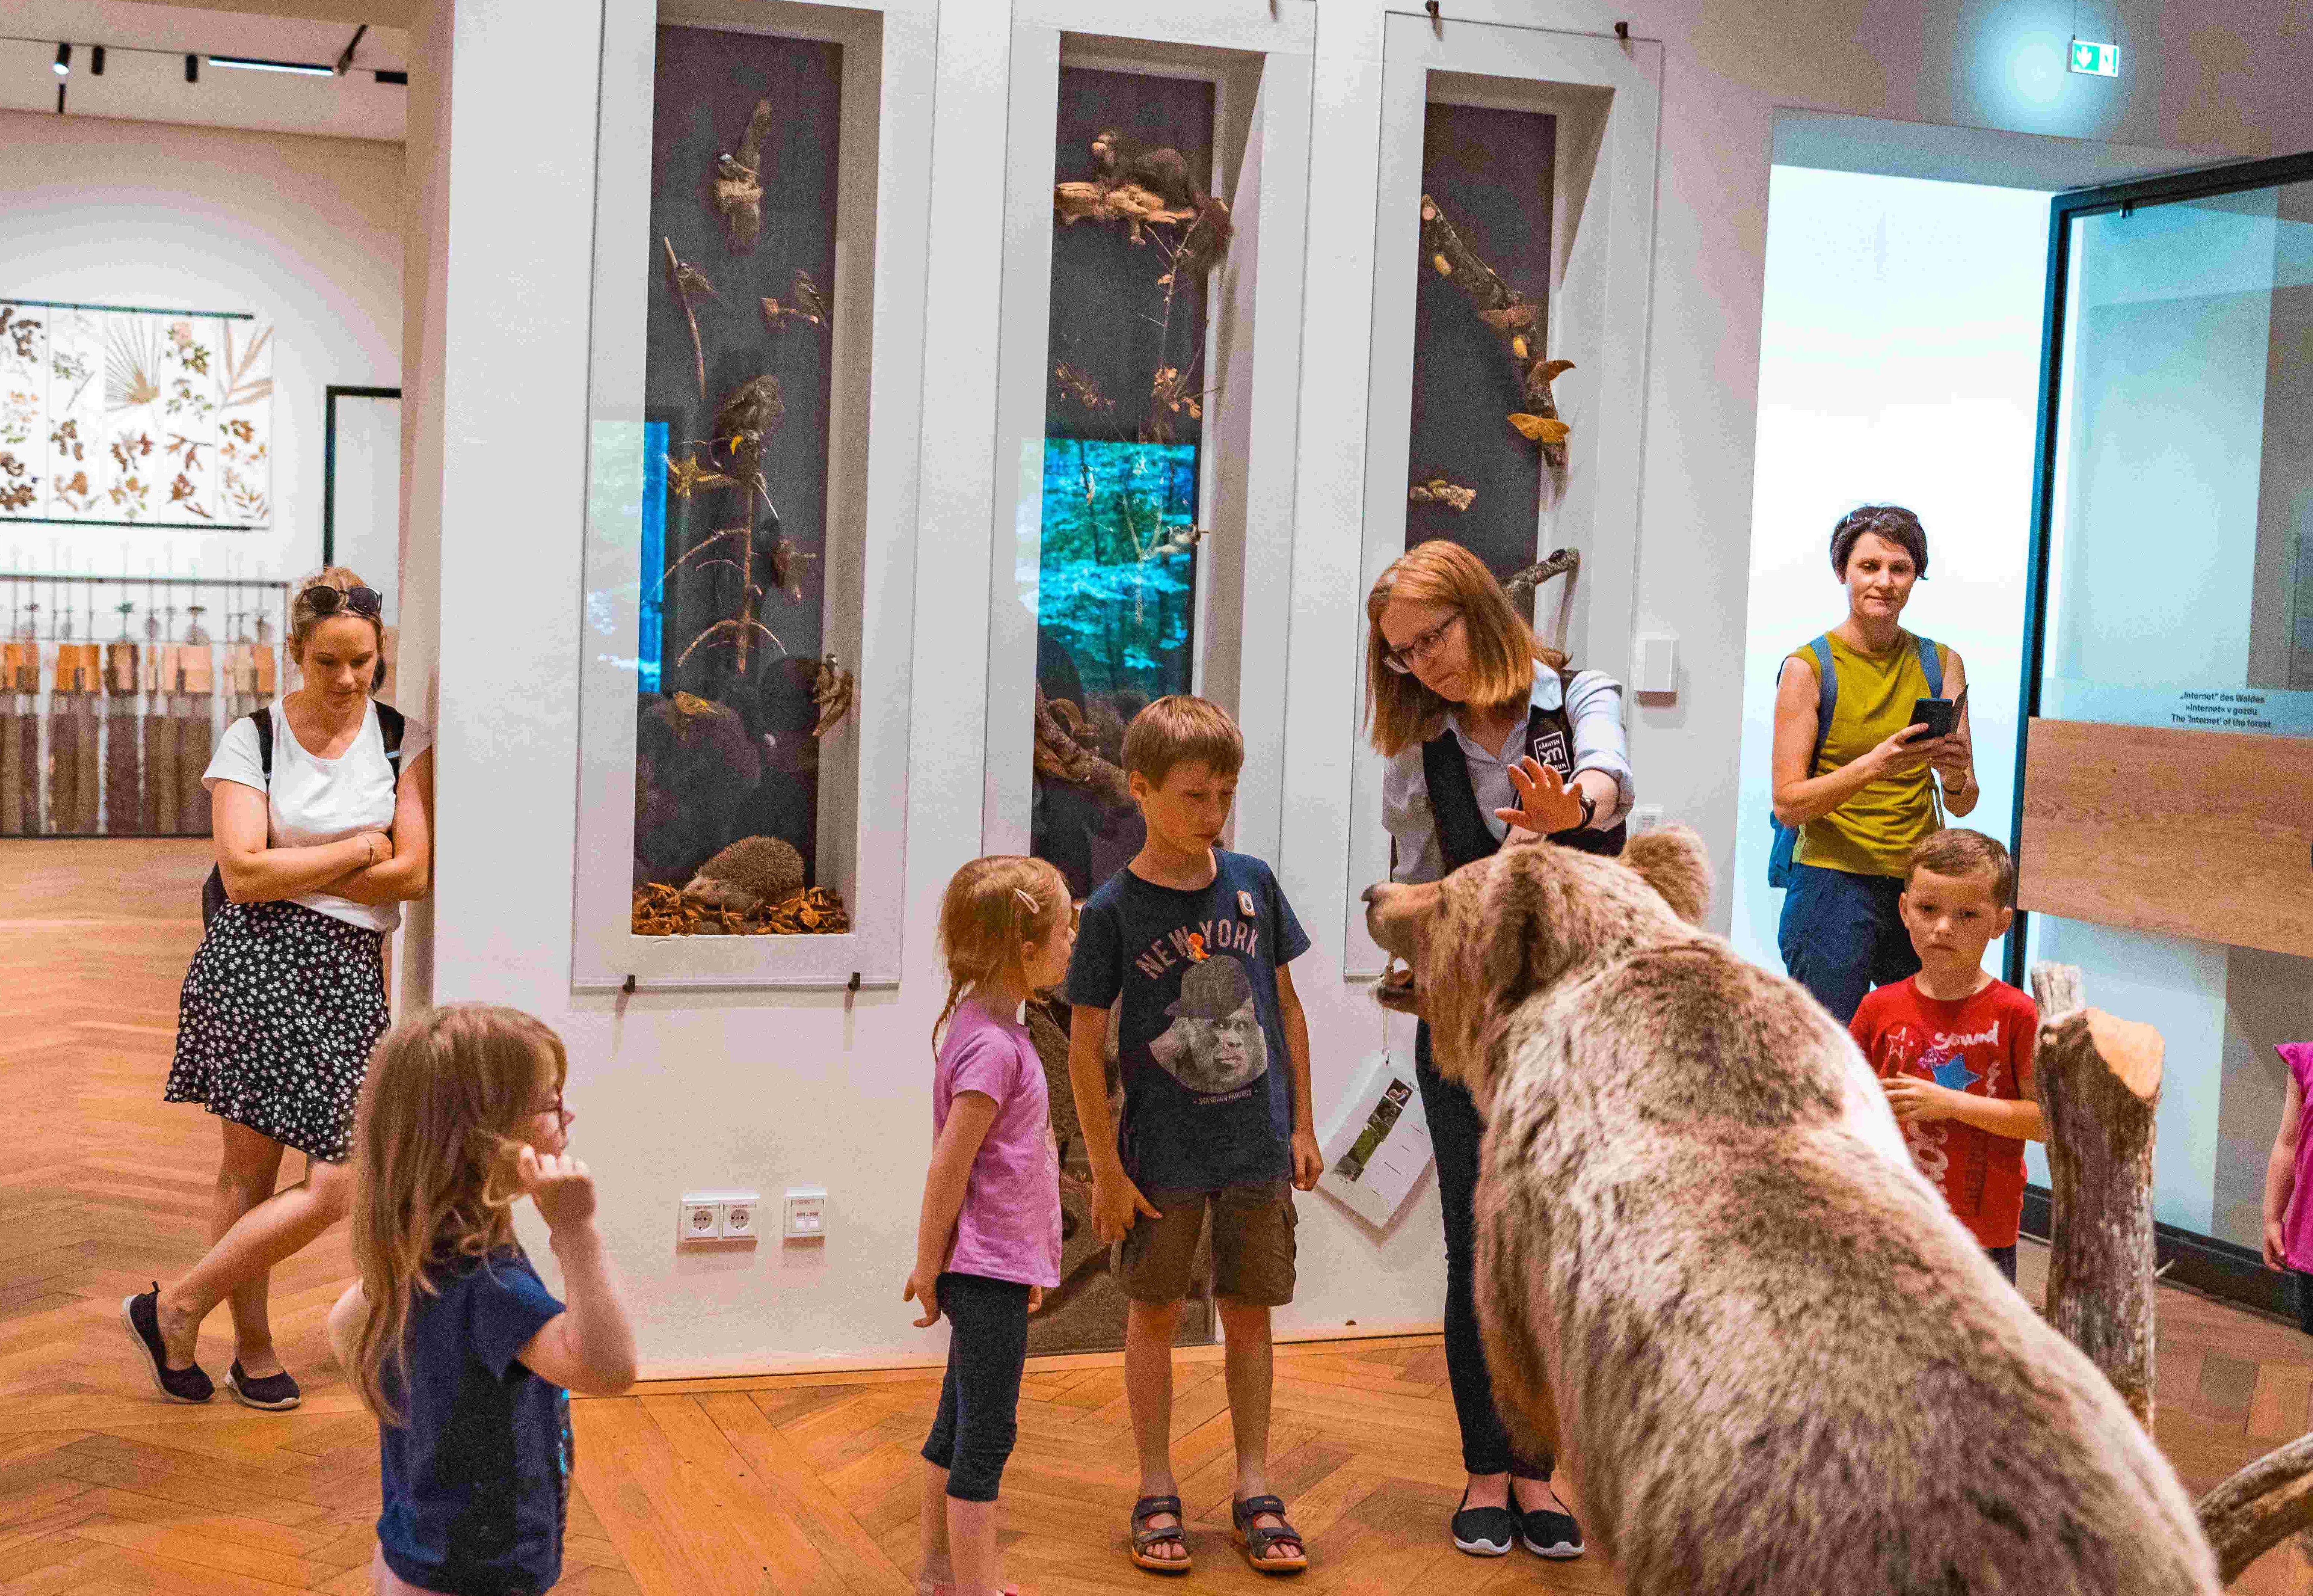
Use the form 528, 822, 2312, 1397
1, 1, 408, 141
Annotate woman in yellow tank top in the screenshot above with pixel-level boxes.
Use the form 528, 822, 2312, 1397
1771, 506, 1978, 1022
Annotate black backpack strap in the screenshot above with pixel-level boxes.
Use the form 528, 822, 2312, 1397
375, 703, 406, 771
252, 706, 273, 779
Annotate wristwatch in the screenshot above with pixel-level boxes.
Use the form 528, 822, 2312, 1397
1577, 789, 1598, 829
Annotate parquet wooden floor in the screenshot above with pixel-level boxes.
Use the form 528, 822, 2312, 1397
4, 839, 2311, 1594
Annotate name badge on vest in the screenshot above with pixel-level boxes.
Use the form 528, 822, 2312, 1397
1530, 727, 1573, 780
1237, 890, 1257, 918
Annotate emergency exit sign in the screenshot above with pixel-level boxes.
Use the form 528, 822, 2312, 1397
2069, 38, 2120, 77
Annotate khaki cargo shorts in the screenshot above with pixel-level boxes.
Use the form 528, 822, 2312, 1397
1112, 1178, 1297, 1308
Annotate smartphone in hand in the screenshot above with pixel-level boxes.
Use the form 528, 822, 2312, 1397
1908, 697, 1956, 739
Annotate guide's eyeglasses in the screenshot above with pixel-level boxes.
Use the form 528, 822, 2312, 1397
1382, 611, 1463, 675
300, 584, 384, 619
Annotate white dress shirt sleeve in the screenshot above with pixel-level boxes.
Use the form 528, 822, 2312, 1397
1563, 669, 1636, 825
1380, 744, 1446, 884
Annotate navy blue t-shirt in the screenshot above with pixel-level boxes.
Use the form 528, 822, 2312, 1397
1064, 849, 1311, 1191
378, 1247, 571, 1596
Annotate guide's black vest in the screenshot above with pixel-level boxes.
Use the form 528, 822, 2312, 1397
1421, 691, 1625, 872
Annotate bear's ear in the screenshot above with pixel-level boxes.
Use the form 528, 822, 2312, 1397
1624, 825, 1711, 925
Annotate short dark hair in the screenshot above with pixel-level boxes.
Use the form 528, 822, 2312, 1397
1905, 828, 2014, 907
1122, 695, 1244, 787
1830, 505, 1928, 579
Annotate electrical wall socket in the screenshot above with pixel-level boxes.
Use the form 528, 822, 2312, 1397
677, 1197, 722, 1244
676, 1191, 761, 1244
783, 1187, 827, 1240
720, 1197, 759, 1239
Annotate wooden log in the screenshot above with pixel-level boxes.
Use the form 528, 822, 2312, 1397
2031, 961, 2161, 1429
2197, 1434, 2313, 1584
1417, 192, 1571, 468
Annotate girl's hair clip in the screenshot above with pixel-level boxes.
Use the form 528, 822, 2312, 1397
1013, 887, 1038, 913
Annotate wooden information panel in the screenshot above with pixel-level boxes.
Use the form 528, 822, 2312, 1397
2020, 719, 2313, 958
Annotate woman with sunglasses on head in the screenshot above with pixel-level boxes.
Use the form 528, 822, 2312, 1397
124, 568, 436, 1411
1364, 538, 1633, 1564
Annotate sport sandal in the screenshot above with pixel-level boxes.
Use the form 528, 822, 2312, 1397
1450, 1487, 1514, 1556
121, 1284, 213, 1404
1129, 1494, 1192, 1574
1231, 1494, 1308, 1574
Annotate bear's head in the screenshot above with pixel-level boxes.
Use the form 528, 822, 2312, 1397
1362, 826, 1711, 1105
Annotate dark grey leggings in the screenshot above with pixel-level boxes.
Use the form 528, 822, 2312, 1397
920, 1271, 1031, 1502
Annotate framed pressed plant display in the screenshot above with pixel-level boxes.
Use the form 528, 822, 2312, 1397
572, 0, 931, 990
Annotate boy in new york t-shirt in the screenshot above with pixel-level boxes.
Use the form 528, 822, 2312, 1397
1848, 829, 2045, 1284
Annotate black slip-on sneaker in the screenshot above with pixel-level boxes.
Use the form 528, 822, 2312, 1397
121, 1284, 213, 1404
1450, 1490, 1514, 1557
1519, 1500, 1585, 1559
226, 1360, 302, 1411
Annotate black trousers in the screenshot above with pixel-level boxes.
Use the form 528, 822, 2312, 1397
1416, 1024, 1553, 1480
920, 1271, 1031, 1502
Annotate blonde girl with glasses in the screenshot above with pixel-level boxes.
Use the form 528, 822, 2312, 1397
904, 855, 1075, 1596
1363, 537, 1636, 1563
327, 1005, 635, 1596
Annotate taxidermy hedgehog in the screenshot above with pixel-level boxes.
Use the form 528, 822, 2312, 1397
681, 835, 806, 913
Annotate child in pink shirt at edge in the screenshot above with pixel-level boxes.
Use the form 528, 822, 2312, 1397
2259, 1042, 2313, 1334
903, 856, 1075, 1596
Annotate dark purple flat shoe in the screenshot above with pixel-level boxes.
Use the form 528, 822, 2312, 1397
226, 1360, 301, 1411
122, 1284, 213, 1404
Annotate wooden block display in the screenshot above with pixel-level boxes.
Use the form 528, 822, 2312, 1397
2019, 718, 2313, 957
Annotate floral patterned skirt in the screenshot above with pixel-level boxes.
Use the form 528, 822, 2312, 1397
165, 900, 388, 1163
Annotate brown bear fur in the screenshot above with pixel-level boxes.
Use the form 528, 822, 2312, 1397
1363, 827, 2216, 1595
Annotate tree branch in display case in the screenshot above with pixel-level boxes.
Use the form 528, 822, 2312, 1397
662, 237, 717, 400
1419, 192, 1572, 469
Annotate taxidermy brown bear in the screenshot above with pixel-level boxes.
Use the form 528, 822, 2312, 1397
1362, 829, 2217, 1596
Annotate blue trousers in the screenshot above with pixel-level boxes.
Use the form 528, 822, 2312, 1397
1777, 862, 1920, 1025
1415, 1024, 1553, 1480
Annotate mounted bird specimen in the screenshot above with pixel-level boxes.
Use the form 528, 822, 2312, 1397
810, 652, 854, 739
673, 375, 788, 673
760, 268, 828, 332
710, 99, 774, 253
662, 237, 716, 400
1418, 193, 1574, 468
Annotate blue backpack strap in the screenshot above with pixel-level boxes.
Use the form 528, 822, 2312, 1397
1912, 633, 1945, 698
1805, 635, 1837, 777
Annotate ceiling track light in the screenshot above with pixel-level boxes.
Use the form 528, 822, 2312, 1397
184, 53, 199, 83
53, 42, 70, 77
206, 54, 337, 77
91, 44, 105, 75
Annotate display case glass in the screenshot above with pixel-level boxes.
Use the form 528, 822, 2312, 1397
574, 0, 931, 988
1340, 18, 1661, 975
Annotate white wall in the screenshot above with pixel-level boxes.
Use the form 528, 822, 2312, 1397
0, 110, 402, 584
405, 0, 2313, 1375
1728, 168, 2050, 976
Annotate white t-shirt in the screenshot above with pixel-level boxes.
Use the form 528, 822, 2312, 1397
203, 699, 432, 934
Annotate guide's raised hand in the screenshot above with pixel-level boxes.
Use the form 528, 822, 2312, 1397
515, 1146, 596, 1232
1494, 757, 1585, 836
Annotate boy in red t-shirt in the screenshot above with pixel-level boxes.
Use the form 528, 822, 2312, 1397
1849, 829, 2045, 1284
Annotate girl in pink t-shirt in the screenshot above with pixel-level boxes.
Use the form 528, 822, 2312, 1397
2260, 1042, 2313, 1334
904, 855, 1074, 1596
